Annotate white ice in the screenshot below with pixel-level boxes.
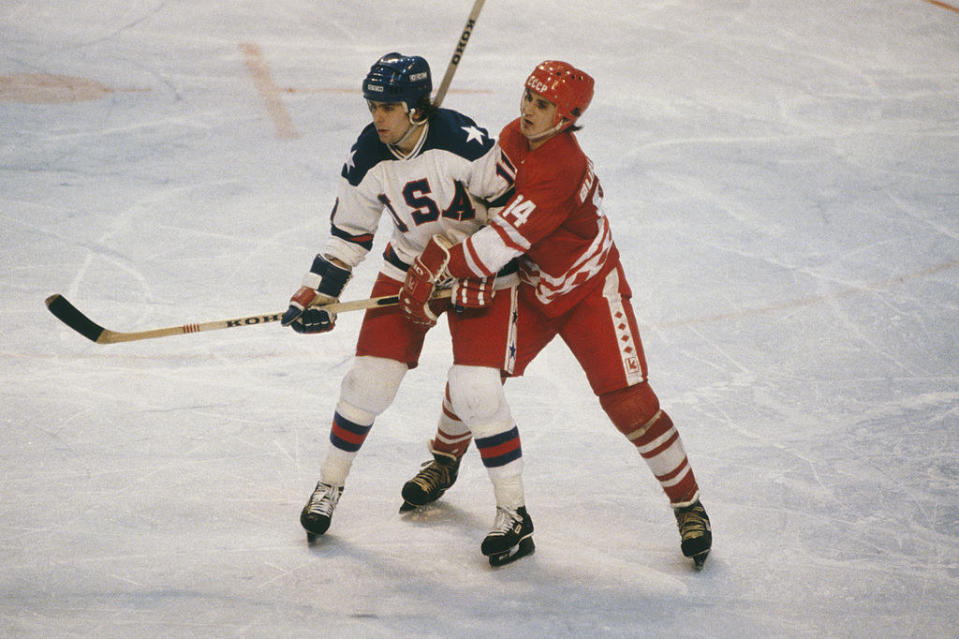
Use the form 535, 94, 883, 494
2, 1, 959, 637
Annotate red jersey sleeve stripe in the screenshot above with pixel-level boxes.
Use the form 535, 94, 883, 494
491, 216, 531, 252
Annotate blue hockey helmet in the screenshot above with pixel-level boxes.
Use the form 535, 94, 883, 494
362, 52, 432, 112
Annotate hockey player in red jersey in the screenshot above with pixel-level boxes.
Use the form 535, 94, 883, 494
283, 53, 534, 566
399, 60, 712, 569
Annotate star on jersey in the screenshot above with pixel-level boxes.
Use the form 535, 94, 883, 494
462, 125, 486, 144
344, 149, 357, 172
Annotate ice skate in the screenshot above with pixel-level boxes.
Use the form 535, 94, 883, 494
399, 448, 461, 512
481, 505, 535, 566
673, 499, 711, 569
300, 481, 343, 542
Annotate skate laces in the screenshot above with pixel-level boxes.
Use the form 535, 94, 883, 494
675, 502, 709, 538
413, 460, 451, 490
306, 482, 340, 517
490, 506, 522, 534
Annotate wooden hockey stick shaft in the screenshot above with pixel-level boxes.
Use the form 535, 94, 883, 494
45, 289, 452, 345
432, 0, 487, 107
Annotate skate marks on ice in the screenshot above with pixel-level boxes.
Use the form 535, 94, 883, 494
643, 254, 959, 331
294, 509, 696, 635
398, 499, 488, 529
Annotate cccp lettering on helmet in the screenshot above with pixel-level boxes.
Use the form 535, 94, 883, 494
527, 77, 549, 94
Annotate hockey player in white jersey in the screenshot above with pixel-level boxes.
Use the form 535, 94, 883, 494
281, 53, 534, 565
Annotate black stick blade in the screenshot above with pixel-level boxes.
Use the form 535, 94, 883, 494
45, 294, 106, 343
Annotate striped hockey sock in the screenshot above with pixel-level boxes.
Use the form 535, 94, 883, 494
475, 425, 525, 507
430, 386, 473, 458
320, 410, 373, 487
627, 410, 699, 504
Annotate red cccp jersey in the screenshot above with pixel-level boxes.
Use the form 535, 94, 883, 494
448, 118, 622, 317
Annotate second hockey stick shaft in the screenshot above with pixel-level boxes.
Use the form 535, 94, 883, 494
433, 0, 487, 107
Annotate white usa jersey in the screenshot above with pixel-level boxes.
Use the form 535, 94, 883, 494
322, 108, 515, 281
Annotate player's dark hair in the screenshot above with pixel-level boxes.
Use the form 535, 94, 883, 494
412, 96, 440, 123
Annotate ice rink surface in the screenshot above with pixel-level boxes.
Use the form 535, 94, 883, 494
3, 1, 959, 637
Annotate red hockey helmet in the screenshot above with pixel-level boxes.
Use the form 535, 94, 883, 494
524, 60, 594, 129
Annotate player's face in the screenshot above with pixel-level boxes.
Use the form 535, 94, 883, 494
520, 88, 558, 142
367, 100, 412, 146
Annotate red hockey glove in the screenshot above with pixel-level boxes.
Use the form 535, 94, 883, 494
451, 277, 496, 311
281, 255, 351, 334
399, 235, 452, 327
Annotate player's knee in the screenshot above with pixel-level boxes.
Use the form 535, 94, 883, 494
599, 382, 663, 439
338, 355, 407, 420
447, 364, 510, 431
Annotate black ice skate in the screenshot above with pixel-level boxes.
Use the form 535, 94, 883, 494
673, 499, 712, 569
399, 448, 461, 512
481, 505, 535, 567
300, 481, 343, 542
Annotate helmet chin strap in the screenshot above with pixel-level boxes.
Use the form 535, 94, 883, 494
523, 119, 568, 142
390, 106, 428, 154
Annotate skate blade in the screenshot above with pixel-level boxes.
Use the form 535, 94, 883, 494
692, 550, 710, 570
487, 537, 535, 567
304, 527, 329, 544
399, 497, 448, 514
399, 500, 420, 513
399, 488, 447, 514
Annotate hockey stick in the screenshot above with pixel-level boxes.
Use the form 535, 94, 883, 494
432, 0, 487, 107
45, 289, 452, 345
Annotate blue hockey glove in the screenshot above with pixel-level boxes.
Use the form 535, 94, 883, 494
282, 255, 351, 334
